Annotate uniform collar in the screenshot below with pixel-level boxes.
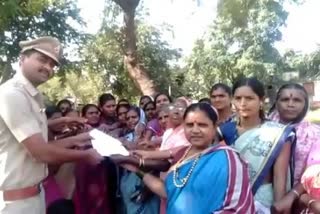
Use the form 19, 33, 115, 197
14, 72, 39, 97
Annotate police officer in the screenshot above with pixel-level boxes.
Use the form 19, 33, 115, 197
0, 37, 102, 213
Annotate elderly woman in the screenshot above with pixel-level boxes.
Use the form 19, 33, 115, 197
269, 83, 320, 213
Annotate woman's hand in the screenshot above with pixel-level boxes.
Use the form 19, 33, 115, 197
271, 193, 295, 214
131, 150, 153, 160
121, 163, 139, 173
71, 132, 92, 148
137, 140, 156, 150
300, 193, 320, 213
64, 116, 87, 125
109, 154, 133, 165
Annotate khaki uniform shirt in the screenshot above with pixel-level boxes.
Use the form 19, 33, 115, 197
0, 73, 48, 191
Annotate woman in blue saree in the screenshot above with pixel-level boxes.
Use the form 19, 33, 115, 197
113, 103, 255, 214
218, 77, 295, 213
120, 106, 160, 214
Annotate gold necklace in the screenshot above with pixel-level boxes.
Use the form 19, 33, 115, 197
173, 146, 201, 188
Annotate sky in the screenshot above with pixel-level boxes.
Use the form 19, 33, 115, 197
77, 0, 320, 56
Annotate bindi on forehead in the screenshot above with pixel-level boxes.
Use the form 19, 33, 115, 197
281, 89, 305, 99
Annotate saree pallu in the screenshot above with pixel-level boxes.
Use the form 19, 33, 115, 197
269, 112, 320, 184
44, 163, 77, 213
120, 171, 160, 214
219, 120, 295, 209
73, 159, 111, 214
159, 126, 190, 214
165, 145, 255, 214
43, 176, 64, 208
146, 119, 163, 137
160, 125, 189, 151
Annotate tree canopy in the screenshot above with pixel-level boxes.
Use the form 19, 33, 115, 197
181, 0, 319, 99
41, 4, 181, 103
2, 0, 320, 103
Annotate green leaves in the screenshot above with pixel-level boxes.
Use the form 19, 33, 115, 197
282, 48, 320, 80
0, 0, 49, 30
183, 0, 294, 99
0, 0, 86, 84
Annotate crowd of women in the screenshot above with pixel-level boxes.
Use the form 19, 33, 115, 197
43, 77, 320, 214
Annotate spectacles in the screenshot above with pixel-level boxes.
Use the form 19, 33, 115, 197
159, 115, 169, 120
168, 105, 186, 112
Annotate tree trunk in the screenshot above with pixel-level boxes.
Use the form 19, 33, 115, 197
112, 0, 157, 96
0, 60, 15, 84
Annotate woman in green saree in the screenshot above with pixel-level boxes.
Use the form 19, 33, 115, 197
218, 77, 295, 213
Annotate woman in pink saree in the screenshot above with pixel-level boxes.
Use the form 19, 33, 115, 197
269, 83, 320, 213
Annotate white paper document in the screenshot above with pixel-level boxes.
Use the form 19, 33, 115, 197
89, 129, 129, 156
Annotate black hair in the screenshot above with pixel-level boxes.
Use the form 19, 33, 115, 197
139, 96, 152, 104
143, 101, 156, 111
116, 103, 131, 115
272, 83, 309, 123
210, 83, 232, 97
81, 104, 100, 116
57, 99, 72, 108
198, 98, 211, 104
232, 77, 265, 120
154, 93, 172, 105
118, 98, 130, 105
183, 103, 218, 125
98, 93, 116, 107
64, 109, 79, 116
45, 106, 61, 119
127, 106, 141, 119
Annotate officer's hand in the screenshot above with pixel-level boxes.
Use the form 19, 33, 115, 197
72, 132, 92, 147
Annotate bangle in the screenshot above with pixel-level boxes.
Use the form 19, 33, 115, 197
136, 170, 145, 179
308, 199, 316, 209
142, 158, 145, 168
139, 158, 142, 168
291, 189, 300, 198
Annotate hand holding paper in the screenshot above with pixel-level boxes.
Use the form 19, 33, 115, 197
89, 129, 129, 157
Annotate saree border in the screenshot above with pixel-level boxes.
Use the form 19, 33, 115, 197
167, 145, 235, 173
251, 124, 294, 194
